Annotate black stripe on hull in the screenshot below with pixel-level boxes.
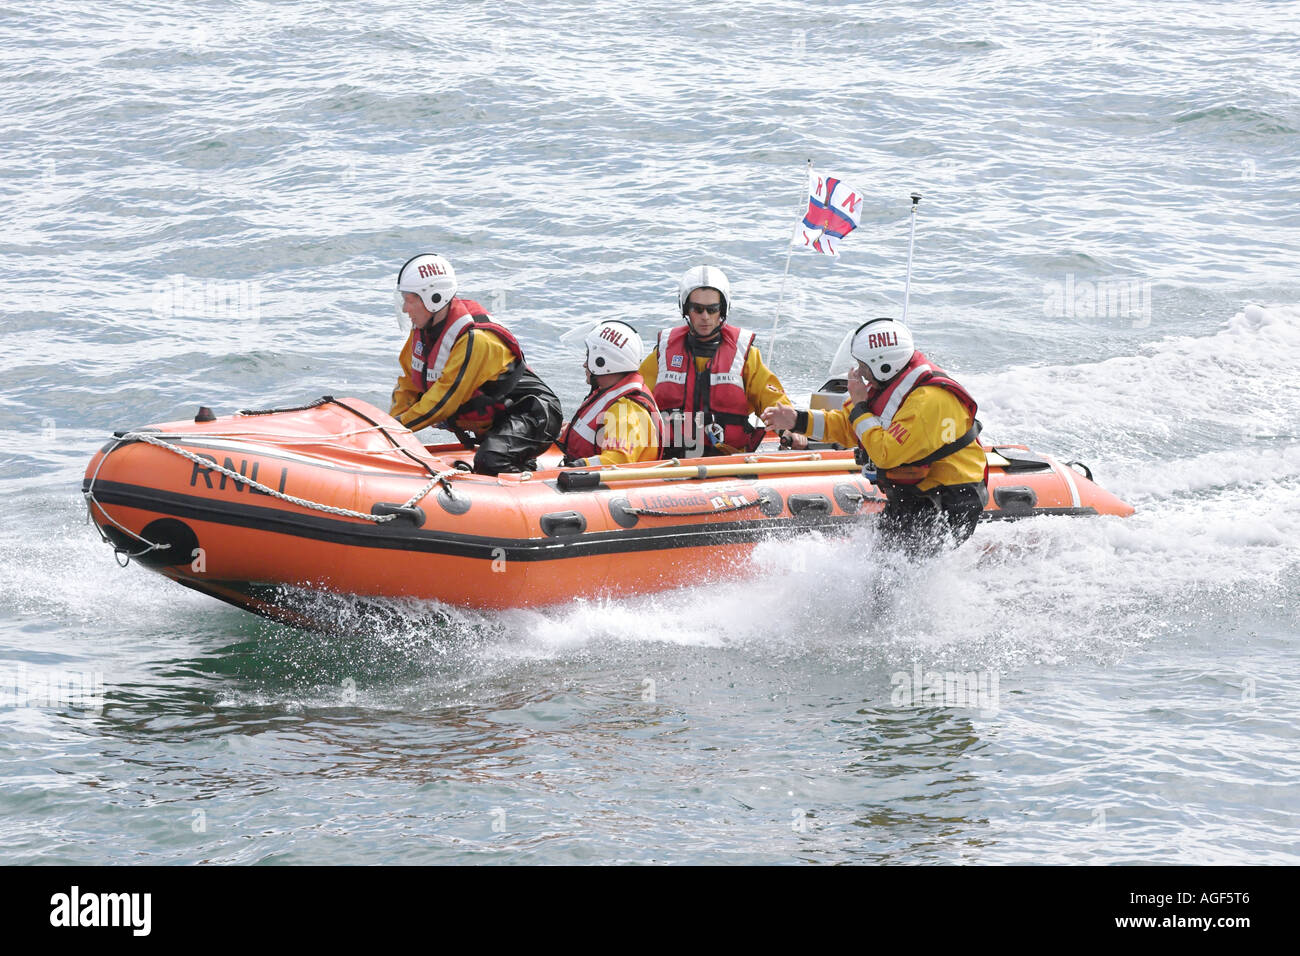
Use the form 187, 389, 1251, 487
88, 479, 1100, 567
86, 479, 859, 561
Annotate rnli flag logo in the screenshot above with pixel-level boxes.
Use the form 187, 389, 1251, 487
670, 355, 684, 369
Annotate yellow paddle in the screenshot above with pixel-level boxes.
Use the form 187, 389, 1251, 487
556, 457, 864, 491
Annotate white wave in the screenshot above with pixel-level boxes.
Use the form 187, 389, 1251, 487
0, 498, 206, 637
972, 303, 1300, 459
1107, 444, 1300, 502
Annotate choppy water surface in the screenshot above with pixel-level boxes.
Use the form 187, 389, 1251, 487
1, 1, 1297, 864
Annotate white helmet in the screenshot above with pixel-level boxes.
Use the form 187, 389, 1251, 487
396, 253, 457, 313
585, 320, 644, 375
850, 318, 915, 382
677, 265, 732, 321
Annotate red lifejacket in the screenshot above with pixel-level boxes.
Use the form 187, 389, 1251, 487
652, 325, 763, 456
558, 372, 664, 461
408, 298, 526, 433
860, 350, 984, 487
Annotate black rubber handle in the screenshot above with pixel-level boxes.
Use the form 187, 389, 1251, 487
788, 493, 832, 516
540, 511, 587, 537
557, 471, 601, 492
371, 503, 426, 526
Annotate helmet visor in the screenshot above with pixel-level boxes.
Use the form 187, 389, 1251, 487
826, 328, 856, 380
394, 290, 411, 330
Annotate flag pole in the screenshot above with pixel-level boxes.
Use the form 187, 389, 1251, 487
902, 192, 921, 323
767, 158, 812, 361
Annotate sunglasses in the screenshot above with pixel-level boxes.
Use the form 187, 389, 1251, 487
686, 302, 721, 315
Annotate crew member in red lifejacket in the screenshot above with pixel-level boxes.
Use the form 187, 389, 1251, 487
762, 317, 988, 552
389, 253, 561, 475
638, 265, 793, 458
558, 320, 664, 468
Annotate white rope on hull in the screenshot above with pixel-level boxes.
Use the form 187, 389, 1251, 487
84, 431, 462, 562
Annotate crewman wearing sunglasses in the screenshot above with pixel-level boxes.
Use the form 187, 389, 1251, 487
638, 265, 793, 458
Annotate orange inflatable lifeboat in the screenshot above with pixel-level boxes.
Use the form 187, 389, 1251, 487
82, 395, 1133, 623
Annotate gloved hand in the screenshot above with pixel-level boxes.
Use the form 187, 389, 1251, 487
560, 456, 586, 468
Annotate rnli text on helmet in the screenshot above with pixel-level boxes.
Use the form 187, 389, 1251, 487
600, 326, 628, 348
867, 331, 898, 349
418, 262, 447, 278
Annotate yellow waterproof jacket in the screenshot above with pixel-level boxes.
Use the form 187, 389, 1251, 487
797, 385, 986, 491
390, 328, 519, 434
568, 396, 662, 468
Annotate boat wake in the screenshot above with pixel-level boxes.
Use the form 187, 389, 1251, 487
312, 303, 1298, 673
